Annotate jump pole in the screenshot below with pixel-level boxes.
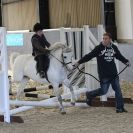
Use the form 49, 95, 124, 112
10, 88, 88, 115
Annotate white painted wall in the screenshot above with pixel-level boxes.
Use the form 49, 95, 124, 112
115, 0, 133, 40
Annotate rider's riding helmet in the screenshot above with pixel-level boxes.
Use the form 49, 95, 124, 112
33, 23, 43, 32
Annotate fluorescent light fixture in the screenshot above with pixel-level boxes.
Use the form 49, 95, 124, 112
105, 0, 114, 3
7, 30, 29, 33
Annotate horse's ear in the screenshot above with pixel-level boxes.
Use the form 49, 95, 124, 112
61, 43, 67, 48
68, 44, 72, 49
64, 42, 72, 48
63, 42, 72, 48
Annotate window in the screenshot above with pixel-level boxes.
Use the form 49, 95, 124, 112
6, 33, 23, 46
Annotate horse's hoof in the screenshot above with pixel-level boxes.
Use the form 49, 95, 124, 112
60, 108, 66, 114
61, 111, 66, 115
71, 102, 75, 106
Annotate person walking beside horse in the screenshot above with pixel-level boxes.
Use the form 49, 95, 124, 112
74, 32, 131, 113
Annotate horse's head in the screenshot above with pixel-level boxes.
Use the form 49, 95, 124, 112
49, 42, 73, 70
62, 47, 73, 70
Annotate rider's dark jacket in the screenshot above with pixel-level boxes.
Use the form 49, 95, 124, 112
78, 42, 129, 80
31, 34, 50, 56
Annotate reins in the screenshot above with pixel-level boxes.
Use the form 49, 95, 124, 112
49, 47, 129, 84
76, 64, 129, 84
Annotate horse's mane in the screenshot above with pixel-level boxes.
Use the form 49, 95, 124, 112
48, 42, 72, 54
48, 42, 66, 51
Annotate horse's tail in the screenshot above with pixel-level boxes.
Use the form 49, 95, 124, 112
10, 52, 20, 71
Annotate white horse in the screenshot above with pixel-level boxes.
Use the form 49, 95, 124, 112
10, 42, 76, 114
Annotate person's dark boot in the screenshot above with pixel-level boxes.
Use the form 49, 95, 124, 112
39, 71, 45, 78
116, 108, 128, 113
86, 91, 92, 106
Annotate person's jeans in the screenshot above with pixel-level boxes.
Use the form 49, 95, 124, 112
35, 54, 50, 74
88, 76, 124, 110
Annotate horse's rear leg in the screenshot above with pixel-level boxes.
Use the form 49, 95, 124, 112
16, 77, 29, 100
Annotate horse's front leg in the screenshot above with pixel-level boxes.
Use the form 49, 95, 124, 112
53, 84, 66, 114
63, 79, 76, 105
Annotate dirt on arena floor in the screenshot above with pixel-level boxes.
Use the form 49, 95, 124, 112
0, 81, 132, 133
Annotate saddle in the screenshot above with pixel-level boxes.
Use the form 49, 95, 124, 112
34, 54, 50, 82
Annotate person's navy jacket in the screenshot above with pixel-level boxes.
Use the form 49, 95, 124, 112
78, 42, 129, 80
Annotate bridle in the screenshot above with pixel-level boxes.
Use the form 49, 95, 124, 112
49, 49, 72, 71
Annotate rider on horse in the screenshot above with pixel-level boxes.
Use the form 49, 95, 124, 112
31, 23, 51, 79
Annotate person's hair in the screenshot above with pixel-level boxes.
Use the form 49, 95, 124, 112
103, 32, 112, 39
33, 23, 43, 32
